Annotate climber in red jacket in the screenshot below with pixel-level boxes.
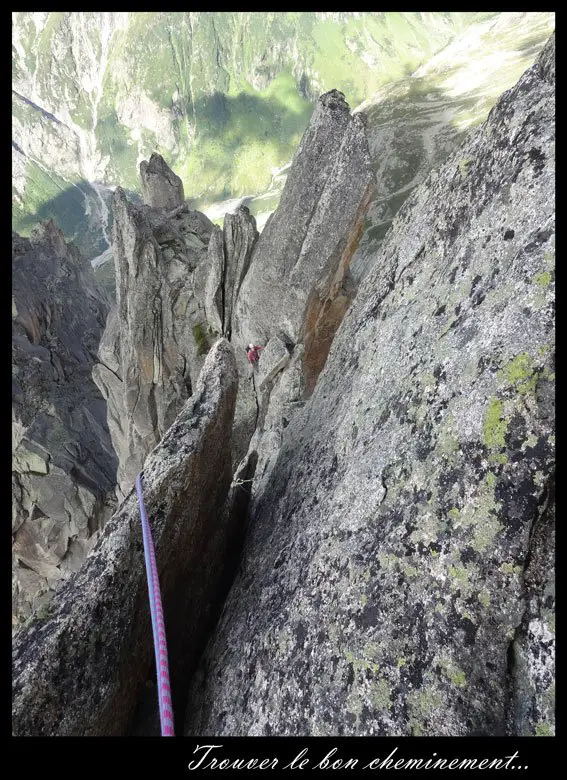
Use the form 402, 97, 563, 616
246, 343, 263, 365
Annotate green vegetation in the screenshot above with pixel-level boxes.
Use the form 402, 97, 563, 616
13, 10, 554, 255
174, 70, 312, 201
95, 112, 139, 190
192, 322, 210, 356
13, 165, 108, 259
16, 11, 480, 213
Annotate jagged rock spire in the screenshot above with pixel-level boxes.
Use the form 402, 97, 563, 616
231, 88, 375, 392
139, 153, 184, 211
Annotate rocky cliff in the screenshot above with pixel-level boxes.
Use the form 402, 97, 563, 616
12, 341, 239, 735
12, 83, 377, 735
96, 90, 374, 494
92, 168, 215, 496
12, 34, 554, 738
232, 89, 374, 395
12, 222, 117, 627
185, 35, 555, 737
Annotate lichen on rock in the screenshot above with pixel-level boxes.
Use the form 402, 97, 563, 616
185, 35, 555, 737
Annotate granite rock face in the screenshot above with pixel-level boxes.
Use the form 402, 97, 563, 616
232, 90, 375, 388
93, 162, 215, 497
204, 206, 259, 339
256, 336, 291, 391
204, 226, 225, 335
223, 91, 374, 468
12, 223, 117, 628
186, 36, 555, 737
12, 340, 238, 736
140, 153, 185, 211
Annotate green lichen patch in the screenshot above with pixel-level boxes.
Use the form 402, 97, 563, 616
378, 550, 419, 579
407, 688, 444, 735
378, 551, 398, 571
535, 721, 553, 736
449, 668, 467, 687
498, 353, 539, 396
370, 677, 393, 711
483, 398, 508, 449
419, 372, 437, 388
344, 647, 380, 675
541, 366, 555, 382
410, 508, 441, 547
439, 657, 467, 688
437, 430, 460, 456
448, 565, 469, 583
470, 509, 501, 552
522, 433, 538, 450
446, 477, 502, 554
532, 270, 552, 288
501, 561, 522, 576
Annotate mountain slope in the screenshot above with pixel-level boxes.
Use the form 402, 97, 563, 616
13, 11, 516, 259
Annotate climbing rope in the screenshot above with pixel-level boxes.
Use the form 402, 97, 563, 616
135, 473, 175, 737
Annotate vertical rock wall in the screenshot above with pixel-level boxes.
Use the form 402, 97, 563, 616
12, 223, 117, 627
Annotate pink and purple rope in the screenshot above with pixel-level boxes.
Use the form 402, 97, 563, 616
135, 473, 175, 736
